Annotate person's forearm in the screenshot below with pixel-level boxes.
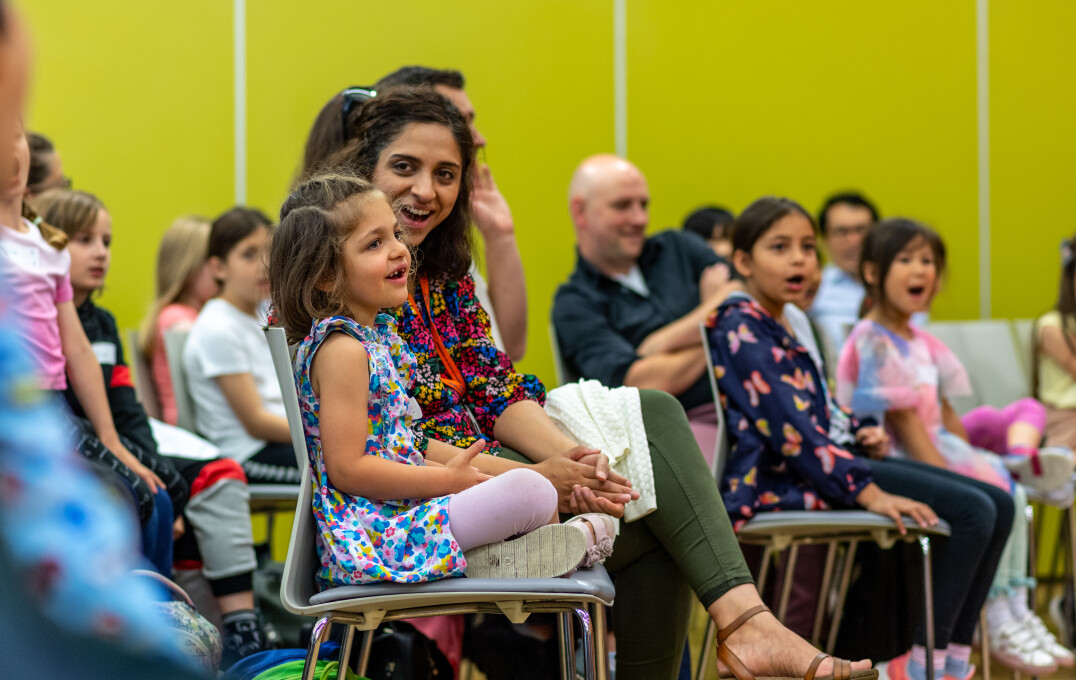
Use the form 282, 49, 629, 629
941, 401, 969, 442
636, 301, 714, 357
886, 409, 948, 467
425, 438, 524, 475
482, 230, 528, 361
623, 347, 707, 396
491, 400, 578, 462
67, 346, 123, 447
245, 411, 291, 443
328, 453, 457, 500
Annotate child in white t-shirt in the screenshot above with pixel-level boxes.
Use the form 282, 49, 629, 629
183, 207, 298, 484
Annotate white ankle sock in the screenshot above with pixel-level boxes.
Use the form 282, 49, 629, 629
1010, 588, 1031, 620
987, 594, 1016, 631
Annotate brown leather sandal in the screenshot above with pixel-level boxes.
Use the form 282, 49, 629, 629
716, 605, 879, 680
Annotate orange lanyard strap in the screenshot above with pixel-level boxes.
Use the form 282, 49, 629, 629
408, 275, 467, 396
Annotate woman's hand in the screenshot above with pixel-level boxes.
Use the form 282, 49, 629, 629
855, 426, 889, 460
536, 445, 639, 517
443, 439, 493, 493
855, 483, 938, 535
469, 164, 515, 241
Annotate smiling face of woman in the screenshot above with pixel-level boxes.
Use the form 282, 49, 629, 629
370, 122, 462, 246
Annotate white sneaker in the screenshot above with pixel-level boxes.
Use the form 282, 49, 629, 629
1004, 447, 1076, 493
989, 620, 1059, 674
1023, 612, 1076, 667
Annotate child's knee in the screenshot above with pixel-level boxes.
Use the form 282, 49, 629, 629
1011, 397, 1047, 431
502, 467, 558, 519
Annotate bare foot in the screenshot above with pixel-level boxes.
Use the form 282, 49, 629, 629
720, 608, 872, 678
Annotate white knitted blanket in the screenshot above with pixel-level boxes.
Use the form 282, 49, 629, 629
544, 379, 657, 522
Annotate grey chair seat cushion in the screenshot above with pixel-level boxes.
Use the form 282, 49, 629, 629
309, 564, 615, 606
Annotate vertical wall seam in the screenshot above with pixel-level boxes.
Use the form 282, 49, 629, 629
234, 0, 247, 205
614, 0, 627, 157
977, 0, 990, 318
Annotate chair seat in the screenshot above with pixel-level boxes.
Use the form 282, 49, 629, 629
248, 483, 300, 512
309, 564, 615, 609
738, 510, 951, 549
249, 484, 300, 502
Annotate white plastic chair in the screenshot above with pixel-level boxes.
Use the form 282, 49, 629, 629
548, 323, 581, 387
163, 328, 197, 434
696, 323, 951, 680
127, 329, 162, 421
924, 320, 1030, 413
263, 325, 615, 680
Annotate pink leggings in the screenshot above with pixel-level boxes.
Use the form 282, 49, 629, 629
446, 467, 558, 551
961, 397, 1047, 455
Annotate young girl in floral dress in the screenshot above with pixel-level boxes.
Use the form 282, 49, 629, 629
268, 171, 613, 587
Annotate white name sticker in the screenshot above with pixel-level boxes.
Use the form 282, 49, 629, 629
91, 341, 117, 366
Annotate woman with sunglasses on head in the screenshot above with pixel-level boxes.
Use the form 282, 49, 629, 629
302, 71, 528, 362
312, 86, 877, 680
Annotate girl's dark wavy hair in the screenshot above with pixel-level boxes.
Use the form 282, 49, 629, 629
730, 196, 815, 267
270, 172, 393, 345
322, 86, 475, 282
857, 217, 946, 316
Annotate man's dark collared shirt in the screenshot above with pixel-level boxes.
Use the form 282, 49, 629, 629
552, 229, 722, 409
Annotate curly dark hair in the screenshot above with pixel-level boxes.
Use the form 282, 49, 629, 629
327, 86, 475, 282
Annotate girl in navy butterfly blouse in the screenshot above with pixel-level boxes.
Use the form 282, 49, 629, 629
708, 197, 1013, 680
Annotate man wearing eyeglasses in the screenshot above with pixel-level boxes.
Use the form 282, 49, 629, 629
809, 191, 879, 350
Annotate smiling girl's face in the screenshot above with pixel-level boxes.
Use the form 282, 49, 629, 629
370, 122, 462, 246
734, 211, 818, 318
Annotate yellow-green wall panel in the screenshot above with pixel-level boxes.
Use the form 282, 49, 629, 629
247, 0, 614, 386
21, 1, 234, 336
627, 0, 979, 320
989, 0, 1076, 320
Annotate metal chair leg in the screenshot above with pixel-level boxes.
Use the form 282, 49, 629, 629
302, 615, 333, 680
355, 629, 374, 677
811, 542, 839, 646
921, 536, 936, 680
574, 607, 596, 680
1027, 503, 1037, 614
981, 608, 991, 680
558, 611, 575, 680
592, 604, 609, 680
696, 618, 715, 680
337, 624, 356, 680
777, 545, 801, 623
1069, 503, 1076, 636
825, 540, 860, 654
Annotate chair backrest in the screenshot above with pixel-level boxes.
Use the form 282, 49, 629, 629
262, 325, 319, 614
1012, 318, 1036, 383
163, 329, 197, 432
698, 322, 728, 481
925, 320, 1028, 413
263, 326, 310, 470
126, 329, 162, 421
547, 323, 581, 387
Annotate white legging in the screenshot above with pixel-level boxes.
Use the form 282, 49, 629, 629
446, 467, 559, 551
